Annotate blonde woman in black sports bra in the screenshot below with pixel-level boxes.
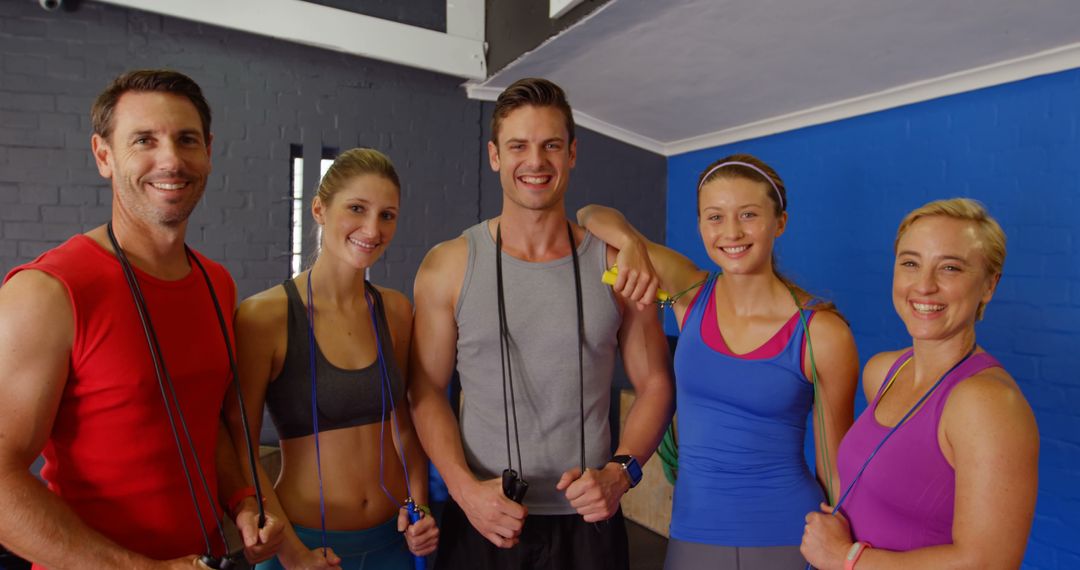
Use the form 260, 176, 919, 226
226, 148, 438, 570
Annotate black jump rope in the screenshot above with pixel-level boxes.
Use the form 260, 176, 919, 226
108, 223, 264, 570
494, 222, 587, 503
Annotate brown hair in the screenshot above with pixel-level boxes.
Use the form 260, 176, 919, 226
697, 154, 841, 316
895, 197, 1006, 320
316, 148, 401, 206
490, 78, 575, 145
91, 69, 211, 141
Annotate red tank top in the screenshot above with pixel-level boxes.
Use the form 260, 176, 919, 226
5, 235, 236, 562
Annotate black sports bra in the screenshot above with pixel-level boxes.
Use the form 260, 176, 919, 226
264, 279, 405, 440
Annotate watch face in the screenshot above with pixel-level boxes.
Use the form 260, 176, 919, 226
614, 455, 643, 486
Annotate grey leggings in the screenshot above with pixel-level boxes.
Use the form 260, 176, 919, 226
664, 539, 806, 570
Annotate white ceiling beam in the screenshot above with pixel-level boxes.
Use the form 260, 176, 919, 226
446, 0, 484, 41
95, 0, 487, 79
550, 0, 586, 19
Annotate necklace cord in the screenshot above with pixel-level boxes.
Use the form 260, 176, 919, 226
788, 289, 835, 506
106, 223, 229, 558
188, 251, 267, 528
494, 222, 588, 483
305, 275, 329, 557
306, 273, 419, 561
495, 225, 525, 481
567, 224, 586, 473
833, 345, 977, 513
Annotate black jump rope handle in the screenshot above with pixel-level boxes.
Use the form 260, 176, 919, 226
198, 554, 238, 570
502, 469, 529, 504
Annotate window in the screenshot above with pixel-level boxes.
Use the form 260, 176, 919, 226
289, 147, 336, 277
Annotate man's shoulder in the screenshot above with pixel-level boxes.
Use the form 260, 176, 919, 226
419, 234, 470, 274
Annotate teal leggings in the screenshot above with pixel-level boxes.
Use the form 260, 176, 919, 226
256, 517, 411, 570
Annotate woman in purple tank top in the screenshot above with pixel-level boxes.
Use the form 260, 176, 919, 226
801, 199, 1038, 569
580, 155, 859, 569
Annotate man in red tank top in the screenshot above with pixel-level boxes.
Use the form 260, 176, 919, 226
0, 70, 282, 569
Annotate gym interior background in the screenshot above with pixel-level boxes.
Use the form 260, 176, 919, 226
1, 1, 1077, 568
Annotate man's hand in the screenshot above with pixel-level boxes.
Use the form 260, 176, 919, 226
455, 477, 527, 548
397, 507, 439, 556
800, 503, 853, 570
233, 498, 285, 564
556, 464, 629, 523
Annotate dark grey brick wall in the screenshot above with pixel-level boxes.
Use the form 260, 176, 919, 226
0, 1, 665, 301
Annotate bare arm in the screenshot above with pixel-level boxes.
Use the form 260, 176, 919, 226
803, 311, 859, 503
559, 283, 675, 522
612, 299, 676, 467
408, 238, 525, 548
408, 239, 473, 498
0, 271, 192, 569
379, 288, 429, 506
379, 287, 439, 556
577, 204, 706, 312
225, 294, 331, 569
803, 369, 1039, 569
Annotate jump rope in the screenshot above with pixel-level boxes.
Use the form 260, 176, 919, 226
494, 222, 586, 503
800, 346, 976, 569
607, 264, 980, 570
107, 223, 265, 570
305, 272, 426, 570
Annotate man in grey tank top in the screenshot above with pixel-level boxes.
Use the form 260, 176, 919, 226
409, 78, 674, 570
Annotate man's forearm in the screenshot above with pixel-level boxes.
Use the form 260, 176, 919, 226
0, 468, 155, 569
410, 391, 476, 499
615, 377, 674, 465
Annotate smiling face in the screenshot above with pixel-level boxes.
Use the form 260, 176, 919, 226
91, 91, 212, 228
312, 174, 399, 270
892, 215, 999, 341
697, 176, 787, 275
488, 105, 577, 214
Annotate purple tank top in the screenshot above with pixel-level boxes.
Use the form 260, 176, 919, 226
836, 349, 1001, 551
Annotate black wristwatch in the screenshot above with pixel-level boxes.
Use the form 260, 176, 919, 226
610, 455, 643, 488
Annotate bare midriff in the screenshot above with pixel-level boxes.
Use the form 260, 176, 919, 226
275, 421, 407, 530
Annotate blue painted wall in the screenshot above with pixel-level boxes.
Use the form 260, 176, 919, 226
665, 69, 1080, 568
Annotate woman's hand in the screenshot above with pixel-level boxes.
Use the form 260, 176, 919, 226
398, 506, 440, 557
801, 503, 853, 570
611, 238, 662, 311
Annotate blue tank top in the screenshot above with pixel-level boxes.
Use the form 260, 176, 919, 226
670, 275, 823, 546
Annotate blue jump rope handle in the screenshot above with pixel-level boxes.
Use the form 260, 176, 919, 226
406, 501, 427, 570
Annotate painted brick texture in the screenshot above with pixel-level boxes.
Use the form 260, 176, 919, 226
665, 68, 1080, 569
0, 1, 665, 300
0, 0, 482, 299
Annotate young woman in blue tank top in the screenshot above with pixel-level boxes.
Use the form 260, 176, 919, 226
579, 154, 859, 569
226, 149, 438, 569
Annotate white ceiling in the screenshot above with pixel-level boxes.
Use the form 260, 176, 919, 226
468, 0, 1080, 155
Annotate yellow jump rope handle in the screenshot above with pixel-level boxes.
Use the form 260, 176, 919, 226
602, 265, 671, 303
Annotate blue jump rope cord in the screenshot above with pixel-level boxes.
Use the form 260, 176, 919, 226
804, 347, 975, 569
306, 274, 421, 564
305, 275, 330, 556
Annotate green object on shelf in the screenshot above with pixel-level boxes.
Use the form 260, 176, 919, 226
657, 421, 678, 485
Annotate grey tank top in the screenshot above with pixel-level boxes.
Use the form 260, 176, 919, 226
455, 221, 622, 514
265, 279, 404, 440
